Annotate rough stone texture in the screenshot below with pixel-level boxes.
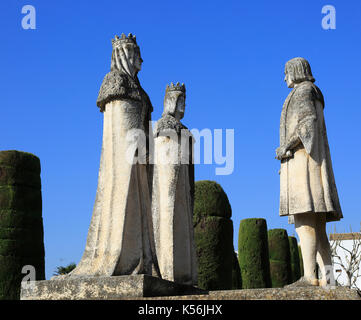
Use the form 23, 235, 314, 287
330, 233, 361, 240
63, 34, 158, 278
278, 58, 342, 222
238, 218, 272, 289
152, 83, 197, 286
20, 275, 206, 300
268, 229, 292, 288
0, 150, 45, 300
277, 57, 342, 287
96, 70, 142, 112
131, 286, 361, 300
288, 236, 301, 282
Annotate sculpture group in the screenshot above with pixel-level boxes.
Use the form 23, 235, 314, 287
54, 34, 343, 288
59, 33, 197, 285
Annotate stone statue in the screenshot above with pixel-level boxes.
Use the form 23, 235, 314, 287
276, 57, 343, 287
152, 83, 198, 285
60, 34, 159, 278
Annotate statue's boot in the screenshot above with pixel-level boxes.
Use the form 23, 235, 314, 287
284, 276, 319, 288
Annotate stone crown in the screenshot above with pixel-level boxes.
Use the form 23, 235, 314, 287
166, 82, 186, 93
112, 33, 137, 49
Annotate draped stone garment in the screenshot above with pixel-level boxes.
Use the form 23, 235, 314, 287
279, 81, 343, 223
152, 115, 198, 285
63, 70, 159, 277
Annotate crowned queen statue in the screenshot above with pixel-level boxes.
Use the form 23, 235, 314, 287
59, 34, 159, 278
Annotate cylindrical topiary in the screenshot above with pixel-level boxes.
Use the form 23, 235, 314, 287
238, 218, 271, 288
298, 245, 304, 277
193, 180, 235, 290
268, 228, 292, 288
0, 150, 45, 299
231, 250, 242, 289
288, 236, 301, 283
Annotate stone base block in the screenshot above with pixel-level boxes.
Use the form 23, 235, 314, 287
137, 286, 361, 300
20, 275, 207, 300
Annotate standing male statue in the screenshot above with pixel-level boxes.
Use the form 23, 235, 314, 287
58, 34, 159, 278
276, 57, 342, 287
152, 83, 198, 285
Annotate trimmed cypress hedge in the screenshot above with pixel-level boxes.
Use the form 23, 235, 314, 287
238, 218, 271, 288
193, 181, 236, 290
193, 180, 231, 225
288, 236, 301, 283
232, 250, 242, 289
298, 245, 304, 277
0, 151, 45, 300
268, 229, 292, 287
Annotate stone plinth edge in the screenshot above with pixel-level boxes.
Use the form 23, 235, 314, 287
20, 275, 207, 300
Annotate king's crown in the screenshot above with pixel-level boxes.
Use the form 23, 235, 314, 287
166, 82, 186, 93
112, 33, 137, 49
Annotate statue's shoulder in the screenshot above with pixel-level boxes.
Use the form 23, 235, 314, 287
293, 81, 324, 106
155, 115, 189, 137
96, 70, 142, 112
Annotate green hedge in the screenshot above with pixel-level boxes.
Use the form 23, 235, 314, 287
238, 218, 271, 288
0, 151, 44, 300
232, 250, 242, 289
298, 245, 304, 277
194, 216, 234, 290
268, 229, 292, 287
288, 236, 301, 283
193, 181, 236, 290
193, 180, 231, 225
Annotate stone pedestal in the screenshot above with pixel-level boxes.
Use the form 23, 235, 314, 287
20, 275, 207, 300
134, 286, 360, 300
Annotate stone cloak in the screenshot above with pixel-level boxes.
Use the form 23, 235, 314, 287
279, 81, 343, 223
151, 115, 197, 285
62, 70, 159, 277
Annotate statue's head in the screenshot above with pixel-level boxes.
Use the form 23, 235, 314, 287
284, 57, 315, 88
163, 82, 186, 120
111, 33, 143, 77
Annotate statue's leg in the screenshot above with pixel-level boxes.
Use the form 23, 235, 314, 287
294, 212, 319, 285
315, 213, 333, 287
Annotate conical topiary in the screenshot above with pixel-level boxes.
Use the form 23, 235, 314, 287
288, 236, 301, 283
238, 218, 271, 288
0, 151, 45, 299
268, 228, 292, 288
193, 180, 236, 290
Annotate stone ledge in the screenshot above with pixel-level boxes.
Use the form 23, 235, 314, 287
127, 286, 361, 300
20, 275, 207, 300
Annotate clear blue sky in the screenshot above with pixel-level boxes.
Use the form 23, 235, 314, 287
0, 0, 360, 279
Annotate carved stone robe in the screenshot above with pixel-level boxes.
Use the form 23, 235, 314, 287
279, 81, 343, 223
152, 115, 198, 285
66, 69, 159, 277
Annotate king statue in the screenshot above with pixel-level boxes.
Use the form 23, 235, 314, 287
152, 83, 198, 286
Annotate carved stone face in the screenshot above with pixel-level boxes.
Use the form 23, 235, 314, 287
133, 49, 143, 72
175, 94, 185, 119
120, 43, 142, 75
284, 69, 294, 88
164, 91, 185, 120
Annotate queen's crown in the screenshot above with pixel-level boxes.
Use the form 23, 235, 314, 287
112, 33, 137, 49
166, 82, 186, 93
